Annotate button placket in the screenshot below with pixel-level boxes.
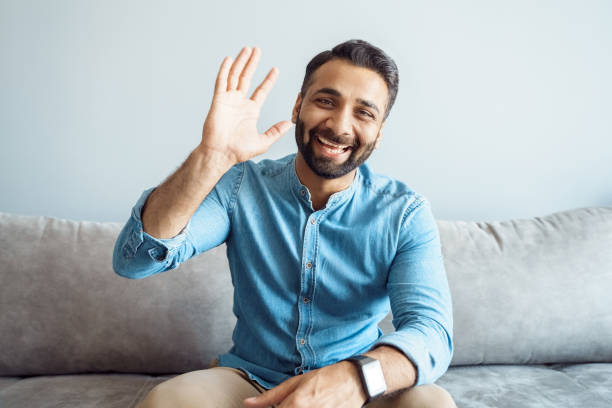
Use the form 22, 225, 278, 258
296, 213, 319, 368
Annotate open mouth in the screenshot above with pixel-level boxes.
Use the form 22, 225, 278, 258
315, 136, 353, 156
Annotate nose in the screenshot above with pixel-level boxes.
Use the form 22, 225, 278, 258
325, 106, 353, 136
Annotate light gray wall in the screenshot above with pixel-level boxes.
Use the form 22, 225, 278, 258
1, 0, 610, 223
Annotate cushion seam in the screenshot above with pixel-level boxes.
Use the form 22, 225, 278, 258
128, 377, 154, 408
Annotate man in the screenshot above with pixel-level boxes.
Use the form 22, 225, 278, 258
113, 39, 456, 408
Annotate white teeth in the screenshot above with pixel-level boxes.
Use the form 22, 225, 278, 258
317, 137, 350, 152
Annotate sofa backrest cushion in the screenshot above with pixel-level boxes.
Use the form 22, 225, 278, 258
0, 213, 235, 376
1, 207, 611, 375
438, 207, 612, 365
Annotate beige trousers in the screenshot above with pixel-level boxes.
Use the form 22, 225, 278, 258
137, 364, 456, 408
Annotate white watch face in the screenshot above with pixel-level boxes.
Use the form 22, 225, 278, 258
362, 360, 386, 396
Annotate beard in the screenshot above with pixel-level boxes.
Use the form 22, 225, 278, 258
294, 116, 378, 179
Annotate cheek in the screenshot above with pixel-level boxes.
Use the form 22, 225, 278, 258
356, 126, 381, 147
299, 113, 328, 142
299, 106, 326, 127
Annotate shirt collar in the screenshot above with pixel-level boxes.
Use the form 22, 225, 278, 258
285, 153, 361, 210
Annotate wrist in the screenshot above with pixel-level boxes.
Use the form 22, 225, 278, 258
194, 144, 236, 174
338, 361, 368, 405
343, 355, 387, 403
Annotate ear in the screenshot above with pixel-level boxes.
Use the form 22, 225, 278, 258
291, 93, 302, 124
374, 121, 385, 149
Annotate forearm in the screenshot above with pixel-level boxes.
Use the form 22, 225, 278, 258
142, 145, 235, 239
364, 345, 417, 395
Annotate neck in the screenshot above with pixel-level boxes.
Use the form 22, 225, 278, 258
294, 152, 357, 211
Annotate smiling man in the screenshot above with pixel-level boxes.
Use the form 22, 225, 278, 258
113, 40, 456, 408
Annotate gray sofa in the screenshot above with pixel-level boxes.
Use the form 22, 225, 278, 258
1, 206, 611, 407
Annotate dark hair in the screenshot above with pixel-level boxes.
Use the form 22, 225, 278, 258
300, 39, 399, 121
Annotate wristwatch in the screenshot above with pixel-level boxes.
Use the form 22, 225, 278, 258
344, 355, 387, 403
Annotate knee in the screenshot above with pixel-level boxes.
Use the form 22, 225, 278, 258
137, 378, 199, 408
394, 384, 456, 408
136, 382, 172, 408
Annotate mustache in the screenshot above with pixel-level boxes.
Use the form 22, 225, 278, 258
309, 126, 360, 149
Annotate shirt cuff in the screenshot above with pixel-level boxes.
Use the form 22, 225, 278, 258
124, 187, 190, 263
372, 330, 432, 387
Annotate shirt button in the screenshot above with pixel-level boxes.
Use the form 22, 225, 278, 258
303, 297, 309, 303
300, 189, 306, 196
300, 338, 306, 345
310, 218, 316, 225
306, 262, 312, 269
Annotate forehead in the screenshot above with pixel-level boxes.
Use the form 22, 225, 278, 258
305, 59, 389, 108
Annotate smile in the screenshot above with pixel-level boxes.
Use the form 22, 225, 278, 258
315, 136, 352, 155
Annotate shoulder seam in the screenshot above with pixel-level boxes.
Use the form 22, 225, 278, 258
399, 196, 427, 232
362, 178, 414, 199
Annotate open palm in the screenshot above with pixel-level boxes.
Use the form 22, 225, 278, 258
201, 46, 292, 164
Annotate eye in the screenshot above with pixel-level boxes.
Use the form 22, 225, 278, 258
358, 109, 375, 119
316, 98, 333, 106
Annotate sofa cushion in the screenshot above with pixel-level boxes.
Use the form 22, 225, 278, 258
438, 207, 612, 365
436, 364, 612, 408
0, 378, 20, 393
2, 365, 610, 408
0, 374, 171, 408
551, 363, 612, 403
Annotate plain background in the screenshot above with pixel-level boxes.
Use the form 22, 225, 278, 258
1, 0, 610, 223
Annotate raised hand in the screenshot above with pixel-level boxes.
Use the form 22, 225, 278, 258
200, 46, 293, 165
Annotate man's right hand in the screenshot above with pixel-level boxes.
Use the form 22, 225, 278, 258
141, 46, 290, 240
199, 46, 293, 166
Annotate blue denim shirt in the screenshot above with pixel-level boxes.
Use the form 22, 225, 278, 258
113, 153, 453, 389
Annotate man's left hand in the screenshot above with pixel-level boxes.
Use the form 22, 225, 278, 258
243, 361, 367, 408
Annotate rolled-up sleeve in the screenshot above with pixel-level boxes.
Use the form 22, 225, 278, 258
373, 198, 453, 385
112, 163, 244, 279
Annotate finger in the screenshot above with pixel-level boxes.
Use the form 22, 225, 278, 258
214, 56, 233, 95
227, 46, 252, 91
243, 376, 299, 408
262, 120, 293, 145
237, 46, 261, 94
250, 67, 279, 106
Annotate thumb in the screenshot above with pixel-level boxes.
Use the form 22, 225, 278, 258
262, 120, 293, 144
243, 379, 296, 408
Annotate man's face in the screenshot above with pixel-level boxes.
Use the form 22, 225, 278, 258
292, 59, 388, 179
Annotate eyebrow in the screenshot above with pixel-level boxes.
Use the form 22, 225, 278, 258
313, 87, 380, 114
